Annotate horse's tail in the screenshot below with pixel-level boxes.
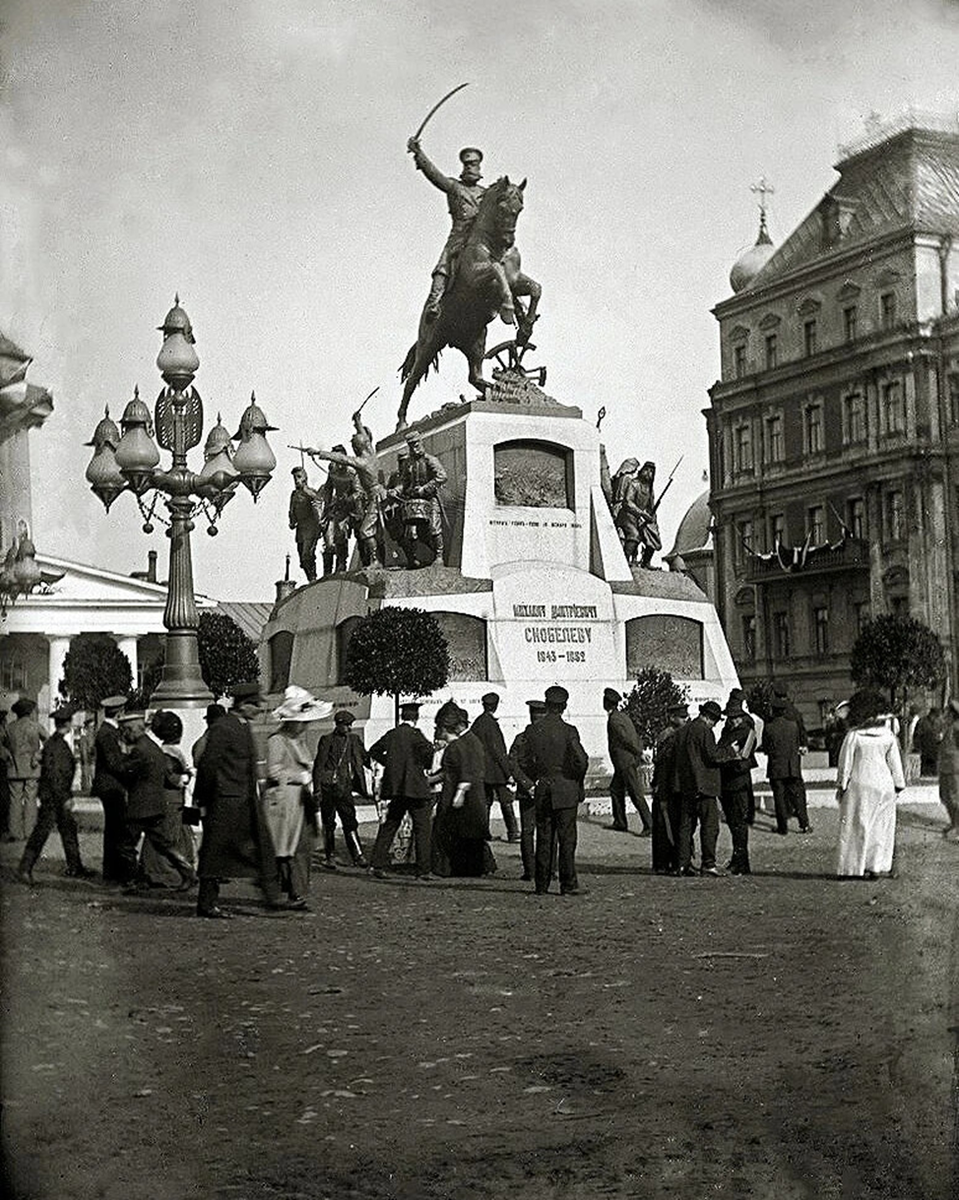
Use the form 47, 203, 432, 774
399, 341, 441, 384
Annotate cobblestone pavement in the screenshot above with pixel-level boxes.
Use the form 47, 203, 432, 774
2, 805, 957, 1199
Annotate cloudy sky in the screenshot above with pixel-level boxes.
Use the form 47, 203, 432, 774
2, 0, 958, 599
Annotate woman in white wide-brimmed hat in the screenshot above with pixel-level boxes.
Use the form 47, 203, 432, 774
264, 685, 332, 907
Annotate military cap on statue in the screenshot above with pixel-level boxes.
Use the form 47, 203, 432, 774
101, 695, 127, 713
334, 710, 356, 726
459, 147, 483, 162
603, 687, 622, 707
544, 685, 569, 706
699, 700, 723, 721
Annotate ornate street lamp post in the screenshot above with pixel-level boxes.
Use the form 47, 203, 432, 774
84, 298, 276, 705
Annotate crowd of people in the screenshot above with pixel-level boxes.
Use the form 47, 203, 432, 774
3, 679, 958, 913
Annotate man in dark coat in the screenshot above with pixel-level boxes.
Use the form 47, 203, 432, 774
18, 709, 94, 884
675, 700, 732, 876
313, 710, 371, 868
526, 685, 590, 896
761, 700, 811, 835
717, 689, 757, 874
913, 708, 943, 777
470, 692, 519, 842
603, 687, 652, 835
91, 694, 137, 883
116, 709, 197, 895
194, 682, 292, 917
368, 702, 436, 880
508, 699, 547, 881
651, 702, 688, 873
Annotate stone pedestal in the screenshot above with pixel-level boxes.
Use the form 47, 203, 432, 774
261, 395, 741, 769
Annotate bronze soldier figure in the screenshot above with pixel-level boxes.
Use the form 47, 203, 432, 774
388, 431, 448, 567
288, 466, 323, 582
613, 460, 662, 568
318, 447, 361, 574
307, 412, 386, 568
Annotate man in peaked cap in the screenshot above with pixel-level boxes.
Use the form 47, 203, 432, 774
92, 694, 137, 883
674, 700, 734, 876
313, 710, 371, 869
18, 708, 95, 885
508, 699, 548, 882
525, 685, 589, 895
193, 681, 297, 917
471, 691, 519, 843
603, 687, 652, 836
5, 697, 44, 840
368, 701, 435, 880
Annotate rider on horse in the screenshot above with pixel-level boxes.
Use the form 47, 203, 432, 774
407, 136, 487, 322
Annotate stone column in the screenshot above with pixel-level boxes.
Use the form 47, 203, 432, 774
47, 635, 72, 717
115, 635, 139, 693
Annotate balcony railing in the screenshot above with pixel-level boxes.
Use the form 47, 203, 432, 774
744, 537, 870, 582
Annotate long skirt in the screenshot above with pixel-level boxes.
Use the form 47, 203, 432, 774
837, 782, 896, 876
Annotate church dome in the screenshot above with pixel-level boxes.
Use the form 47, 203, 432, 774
729, 214, 775, 293
665, 490, 712, 567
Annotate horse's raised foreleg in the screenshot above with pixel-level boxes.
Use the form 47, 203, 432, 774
510, 271, 541, 340
490, 261, 516, 325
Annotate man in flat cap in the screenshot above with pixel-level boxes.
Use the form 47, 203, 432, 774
717, 689, 757, 874
526, 685, 590, 895
603, 687, 652, 836
92, 694, 137, 883
407, 136, 487, 322
508, 699, 547, 882
651, 702, 688, 873
368, 701, 436, 880
674, 700, 734, 877
471, 691, 519, 843
5, 697, 44, 840
761, 697, 811, 836
18, 708, 95, 885
313, 710, 371, 869
194, 682, 296, 917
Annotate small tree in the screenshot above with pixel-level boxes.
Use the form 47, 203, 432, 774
197, 611, 261, 700
59, 633, 132, 711
624, 666, 689, 747
343, 606, 450, 725
850, 615, 946, 742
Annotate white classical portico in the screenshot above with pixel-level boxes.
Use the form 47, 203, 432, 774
0, 553, 216, 717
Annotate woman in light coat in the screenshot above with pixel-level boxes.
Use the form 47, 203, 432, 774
836, 688, 906, 879
264, 686, 331, 907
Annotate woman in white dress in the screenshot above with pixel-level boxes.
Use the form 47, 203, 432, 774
836, 688, 906, 879
264, 685, 332, 907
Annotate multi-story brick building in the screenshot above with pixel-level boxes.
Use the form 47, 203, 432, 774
706, 115, 959, 727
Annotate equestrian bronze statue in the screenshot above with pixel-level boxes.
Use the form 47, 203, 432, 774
397, 173, 541, 428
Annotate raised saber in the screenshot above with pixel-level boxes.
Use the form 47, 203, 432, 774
409, 82, 470, 145
356, 385, 379, 415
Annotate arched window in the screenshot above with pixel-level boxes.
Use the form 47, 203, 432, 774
625, 614, 704, 680
268, 631, 294, 694
433, 611, 488, 681
493, 439, 573, 508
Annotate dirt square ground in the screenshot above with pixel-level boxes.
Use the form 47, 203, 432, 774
2, 804, 957, 1199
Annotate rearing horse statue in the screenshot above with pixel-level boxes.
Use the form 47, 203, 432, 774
397, 176, 541, 428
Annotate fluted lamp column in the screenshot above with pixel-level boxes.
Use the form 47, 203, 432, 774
84, 297, 276, 707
